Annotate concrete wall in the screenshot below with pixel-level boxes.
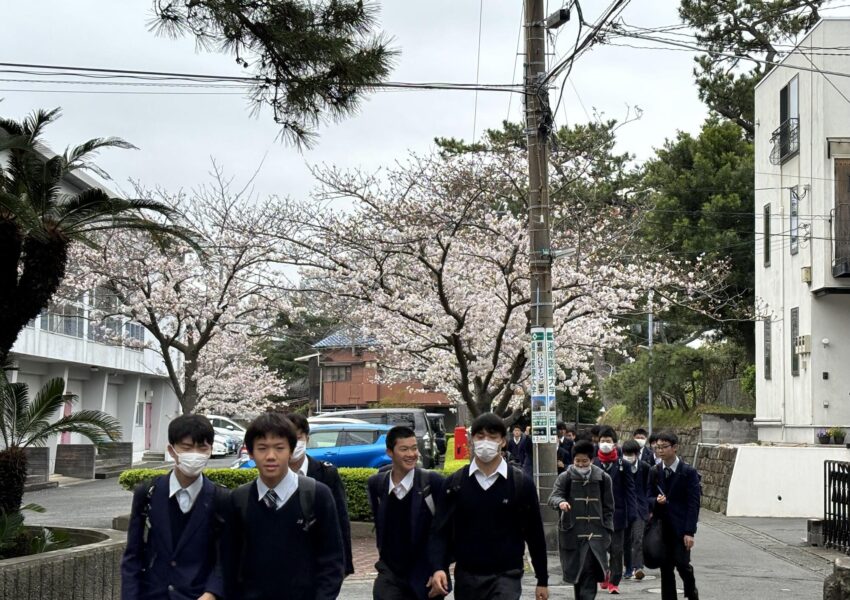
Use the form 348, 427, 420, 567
53, 445, 95, 479
0, 527, 125, 600
22, 447, 49, 485
695, 445, 738, 514
726, 445, 850, 517
700, 413, 758, 445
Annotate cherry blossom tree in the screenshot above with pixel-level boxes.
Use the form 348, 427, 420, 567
68, 166, 290, 416
273, 151, 729, 419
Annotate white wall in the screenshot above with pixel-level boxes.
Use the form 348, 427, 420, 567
754, 19, 850, 443
727, 445, 850, 517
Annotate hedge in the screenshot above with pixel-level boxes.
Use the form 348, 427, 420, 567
120, 467, 379, 521
119, 464, 468, 522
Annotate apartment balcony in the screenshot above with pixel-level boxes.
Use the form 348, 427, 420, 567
769, 118, 800, 165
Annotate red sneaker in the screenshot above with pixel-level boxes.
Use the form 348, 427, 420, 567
608, 585, 620, 594
600, 572, 610, 590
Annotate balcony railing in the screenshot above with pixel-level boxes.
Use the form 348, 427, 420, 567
769, 118, 800, 165
833, 203, 850, 278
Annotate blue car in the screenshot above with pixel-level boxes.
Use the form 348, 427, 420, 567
236, 423, 392, 469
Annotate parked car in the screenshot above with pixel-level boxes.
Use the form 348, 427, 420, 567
307, 416, 369, 425
234, 423, 393, 469
206, 414, 247, 435
427, 413, 447, 456
316, 408, 438, 468
212, 434, 230, 457
213, 427, 240, 454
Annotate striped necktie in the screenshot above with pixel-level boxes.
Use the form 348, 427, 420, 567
262, 488, 280, 510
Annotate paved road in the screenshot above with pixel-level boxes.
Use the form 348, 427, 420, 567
340, 517, 827, 599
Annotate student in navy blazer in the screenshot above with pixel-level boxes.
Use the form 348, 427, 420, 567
506, 423, 533, 478
646, 431, 701, 600
368, 426, 447, 600
121, 415, 225, 600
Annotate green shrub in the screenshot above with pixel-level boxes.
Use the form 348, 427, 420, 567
337, 467, 376, 521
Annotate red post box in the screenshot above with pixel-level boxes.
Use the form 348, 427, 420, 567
454, 426, 469, 460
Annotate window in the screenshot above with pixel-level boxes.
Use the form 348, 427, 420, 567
340, 430, 378, 446
790, 189, 799, 255
387, 413, 415, 428
790, 307, 799, 376
763, 204, 771, 266
780, 76, 799, 125
771, 76, 800, 164
41, 303, 84, 338
308, 430, 341, 448
125, 322, 145, 344
135, 402, 145, 427
324, 366, 351, 382
763, 320, 771, 380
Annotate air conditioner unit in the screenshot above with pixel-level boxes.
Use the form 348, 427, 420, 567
801, 266, 812, 284
794, 334, 812, 355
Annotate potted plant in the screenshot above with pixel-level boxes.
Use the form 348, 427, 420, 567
829, 427, 846, 445
817, 428, 832, 444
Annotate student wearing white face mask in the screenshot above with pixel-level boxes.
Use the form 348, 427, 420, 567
285, 413, 354, 577
429, 413, 549, 600
122, 414, 227, 600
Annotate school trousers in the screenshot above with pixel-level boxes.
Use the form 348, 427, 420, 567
372, 561, 420, 600
608, 528, 625, 585
659, 524, 698, 600
453, 567, 522, 600
624, 517, 645, 570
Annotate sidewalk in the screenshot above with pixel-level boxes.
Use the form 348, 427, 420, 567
341, 510, 836, 598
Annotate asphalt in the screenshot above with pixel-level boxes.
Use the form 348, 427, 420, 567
22, 472, 837, 598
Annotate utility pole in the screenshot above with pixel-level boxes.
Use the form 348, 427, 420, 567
647, 289, 654, 434
525, 0, 558, 549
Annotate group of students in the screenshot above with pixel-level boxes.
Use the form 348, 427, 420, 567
120, 411, 698, 600
552, 423, 701, 600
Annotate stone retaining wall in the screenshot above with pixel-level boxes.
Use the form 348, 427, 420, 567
0, 527, 125, 600
695, 444, 738, 514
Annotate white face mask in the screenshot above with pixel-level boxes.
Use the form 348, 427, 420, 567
635, 438, 647, 448
474, 439, 502, 462
599, 442, 615, 454
291, 439, 307, 462
574, 465, 591, 476
172, 447, 210, 477
623, 455, 637, 464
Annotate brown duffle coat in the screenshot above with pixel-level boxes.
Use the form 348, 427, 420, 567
548, 464, 614, 584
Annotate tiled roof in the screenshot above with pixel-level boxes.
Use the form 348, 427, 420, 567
313, 330, 379, 349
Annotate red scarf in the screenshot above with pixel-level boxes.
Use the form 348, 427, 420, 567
597, 448, 619, 464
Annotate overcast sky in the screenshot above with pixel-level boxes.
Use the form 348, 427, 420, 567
2, 1, 846, 201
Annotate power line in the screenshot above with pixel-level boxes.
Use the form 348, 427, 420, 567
472, 0, 485, 141
506, 2, 526, 122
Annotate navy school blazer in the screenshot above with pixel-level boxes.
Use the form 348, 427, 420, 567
121, 474, 225, 600
593, 453, 637, 531
647, 460, 701, 538
367, 468, 447, 600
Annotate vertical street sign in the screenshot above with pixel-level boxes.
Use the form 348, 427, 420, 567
531, 327, 557, 443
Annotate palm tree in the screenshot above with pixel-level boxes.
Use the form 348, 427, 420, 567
0, 107, 196, 363
0, 364, 121, 515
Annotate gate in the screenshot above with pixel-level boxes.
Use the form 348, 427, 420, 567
824, 460, 850, 553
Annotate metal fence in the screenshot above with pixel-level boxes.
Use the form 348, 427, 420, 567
824, 460, 850, 553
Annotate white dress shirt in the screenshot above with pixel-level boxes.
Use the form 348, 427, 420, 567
169, 471, 204, 514
663, 456, 681, 474
388, 468, 416, 500
256, 469, 299, 509
469, 458, 508, 491
297, 458, 309, 476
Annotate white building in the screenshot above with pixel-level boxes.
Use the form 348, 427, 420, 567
755, 18, 850, 443
6, 151, 180, 470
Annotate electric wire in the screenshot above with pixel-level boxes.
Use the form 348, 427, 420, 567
472, 0, 485, 141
